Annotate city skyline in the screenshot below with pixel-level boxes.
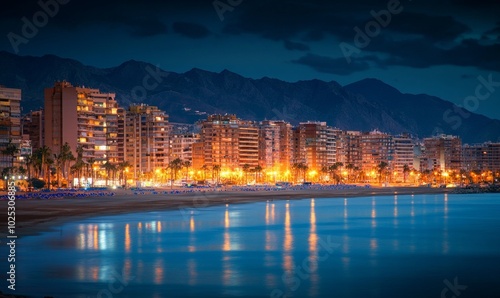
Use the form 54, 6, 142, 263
2, 81, 499, 189
1, 0, 500, 119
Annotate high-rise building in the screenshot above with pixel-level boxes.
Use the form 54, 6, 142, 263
462, 143, 500, 172
392, 134, 415, 177
22, 110, 44, 152
258, 120, 294, 171
124, 104, 170, 179
0, 86, 22, 171
422, 135, 462, 171
196, 115, 259, 170
334, 130, 362, 167
171, 133, 200, 162
44, 81, 121, 164
239, 122, 259, 167
295, 122, 336, 170
360, 130, 393, 172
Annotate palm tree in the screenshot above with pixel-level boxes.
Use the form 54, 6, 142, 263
34, 146, 51, 185
46, 156, 54, 189
24, 154, 34, 190
254, 165, 263, 183
328, 162, 343, 184
70, 145, 85, 187
87, 157, 96, 187
182, 160, 192, 180
168, 158, 184, 187
101, 161, 116, 186
403, 164, 410, 183
1, 140, 19, 176
321, 166, 329, 183
346, 163, 355, 183
212, 164, 221, 184
200, 164, 209, 180
60, 142, 75, 184
54, 153, 63, 188
377, 161, 389, 184
242, 164, 251, 185
117, 161, 131, 187
292, 163, 308, 183
353, 166, 360, 183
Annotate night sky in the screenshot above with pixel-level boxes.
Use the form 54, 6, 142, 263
1, 0, 500, 119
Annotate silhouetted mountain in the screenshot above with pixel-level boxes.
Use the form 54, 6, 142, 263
1, 51, 499, 143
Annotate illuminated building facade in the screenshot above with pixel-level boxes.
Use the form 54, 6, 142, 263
0, 86, 22, 170
124, 104, 170, 179
44, 81, 121, 164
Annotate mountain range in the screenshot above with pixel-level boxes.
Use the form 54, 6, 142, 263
0, 51, 499, 144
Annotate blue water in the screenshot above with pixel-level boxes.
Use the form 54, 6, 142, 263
2, 194, 500, 298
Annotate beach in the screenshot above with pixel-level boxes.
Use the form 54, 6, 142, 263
4, 186, 450, 237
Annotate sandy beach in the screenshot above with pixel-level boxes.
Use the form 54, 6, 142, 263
3, 186, 450, 237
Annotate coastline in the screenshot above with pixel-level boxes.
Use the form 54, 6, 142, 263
6, 186, 450, 237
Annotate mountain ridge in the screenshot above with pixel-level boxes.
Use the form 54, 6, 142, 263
1, 51, 499, 144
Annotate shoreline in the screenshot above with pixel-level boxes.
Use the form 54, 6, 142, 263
6, 186, 451, 237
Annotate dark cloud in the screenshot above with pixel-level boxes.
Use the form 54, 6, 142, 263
172, 22, 210, 39
130, 19, 168, 37
347, 37, 500, 71
484, 21, 500, 39
283, 40, 310, 51
386, 12, 470, 41
292, 53, 372, 75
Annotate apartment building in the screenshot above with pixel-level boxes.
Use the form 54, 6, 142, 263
422, 135, 462, 171
360, 130, 393, 172
195, 115, 259, 170
171, 133, 200, 162
44, 81, 121, 164
0, 86, 22, 170
462, 142, 500, 172
295, 122, 336, 170
21, 110, 44, 151
124, 104, 170, 179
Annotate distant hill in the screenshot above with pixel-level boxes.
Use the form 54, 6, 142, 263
1, 51, 499, 143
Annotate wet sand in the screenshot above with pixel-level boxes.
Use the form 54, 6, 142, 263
3, 186, 449, 237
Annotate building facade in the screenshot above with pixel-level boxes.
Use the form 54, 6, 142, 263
22, 110, 44, 152
422, 135, 462, 172
195, 115, 259, 170
0, 86, 22, 171
462, 143, 500, 172
124, 104, 170, 179
44, 81, 121, 164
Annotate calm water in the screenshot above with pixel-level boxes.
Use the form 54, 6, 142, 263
2, 193, 500, 298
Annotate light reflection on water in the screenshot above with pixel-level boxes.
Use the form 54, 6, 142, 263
4, 194, 500, 298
